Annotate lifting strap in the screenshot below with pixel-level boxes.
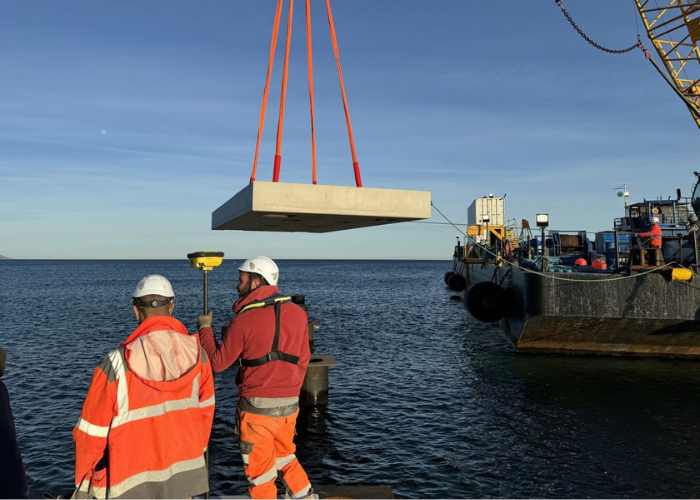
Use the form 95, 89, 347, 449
238, 295, 300, 368
249, 0, 363, 187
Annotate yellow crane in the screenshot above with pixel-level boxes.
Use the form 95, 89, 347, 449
635, 0, 700, 130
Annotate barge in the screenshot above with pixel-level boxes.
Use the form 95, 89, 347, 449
445, 174, 700, 358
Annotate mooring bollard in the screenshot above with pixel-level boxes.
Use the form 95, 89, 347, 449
300, 354, 339, 405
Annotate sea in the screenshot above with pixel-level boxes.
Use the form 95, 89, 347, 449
2, 259, 700, 499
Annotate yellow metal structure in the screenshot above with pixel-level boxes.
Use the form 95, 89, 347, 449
634, 0, 700, 129
187, 251, 224, 271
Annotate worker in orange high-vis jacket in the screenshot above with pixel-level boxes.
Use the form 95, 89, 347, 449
638, 216, 663, 248
73, 275, 215, 499
197, 256, 315, 500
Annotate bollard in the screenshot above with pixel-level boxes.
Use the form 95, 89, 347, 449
300, 355, 338, 405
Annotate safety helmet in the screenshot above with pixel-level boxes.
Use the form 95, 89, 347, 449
238, 256, 279, 286
652, 217, 660, 224
690, 213, 698, 222
132, 274, 175, 298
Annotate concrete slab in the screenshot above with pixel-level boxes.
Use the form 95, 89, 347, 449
212, 181, 431, 233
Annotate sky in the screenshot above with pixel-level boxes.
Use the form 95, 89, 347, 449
0, 0, 697, 260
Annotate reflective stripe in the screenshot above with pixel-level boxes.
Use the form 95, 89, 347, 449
238, 295, 291, 314
108, 354, 209, 429
200, 395, 215, 408
275, 454, 295, 470
108, 349, 129, 416
191, 374, 200, 400
247, 465, 278, 486
76, 455, 206, 499
292, 484, 313, 498
112, 395, 201, 428
76, 417, 110, 438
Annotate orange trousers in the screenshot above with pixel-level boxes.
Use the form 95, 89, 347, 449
238, 409, 311, 499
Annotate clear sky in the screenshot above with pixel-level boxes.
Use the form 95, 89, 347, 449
1, 1, 697, 260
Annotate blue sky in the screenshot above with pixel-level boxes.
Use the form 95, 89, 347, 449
0, 1, 697, 260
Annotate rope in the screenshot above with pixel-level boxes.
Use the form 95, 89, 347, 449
555, 0, 644, 54
325, 0, 362, 187
250, 0, 284, 184
305, 0, 318, 184
273, 0, 295, 183
430, 201, 698, 284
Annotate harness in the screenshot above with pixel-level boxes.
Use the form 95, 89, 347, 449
237, 294, 300, 368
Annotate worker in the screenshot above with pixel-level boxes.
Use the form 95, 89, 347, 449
197, 256, 315, 500
686, 213, 700, 237
0, 346, 29, 499
73, 275, 215, 499
637, 216, 662, 249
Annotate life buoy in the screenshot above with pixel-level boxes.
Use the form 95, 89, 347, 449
463, 282, 506, 323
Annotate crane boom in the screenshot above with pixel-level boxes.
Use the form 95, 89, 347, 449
634, 0, 700, 129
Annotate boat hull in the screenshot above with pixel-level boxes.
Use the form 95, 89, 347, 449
465, 263, 700, 358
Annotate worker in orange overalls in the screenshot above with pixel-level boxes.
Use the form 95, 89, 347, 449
638, 216, 663, 248
73, 275, 215, 499
197, 256, 315, 499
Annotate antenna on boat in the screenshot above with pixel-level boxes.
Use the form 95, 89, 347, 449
614, 183, 630, 207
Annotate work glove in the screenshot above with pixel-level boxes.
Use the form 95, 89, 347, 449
198, 311, 213, 330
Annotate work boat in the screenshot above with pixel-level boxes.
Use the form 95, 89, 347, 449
444, 173, 700, 358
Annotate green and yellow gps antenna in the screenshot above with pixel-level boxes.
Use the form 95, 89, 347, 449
187, 251, 224, 315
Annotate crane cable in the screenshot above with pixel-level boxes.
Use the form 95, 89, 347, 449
555, 0, 700, 124
249, 0, 362, 187
554, 0, 643, 54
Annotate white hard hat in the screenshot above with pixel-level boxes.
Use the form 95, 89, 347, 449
132, 275, 175, 298
652, 217, 660, 223
238, 256, 279, 286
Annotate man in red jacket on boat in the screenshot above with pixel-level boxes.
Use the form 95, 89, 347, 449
197, 256, 315, 500
638, 216, 663, 249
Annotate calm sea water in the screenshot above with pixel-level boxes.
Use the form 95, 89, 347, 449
2, 259, 700, 498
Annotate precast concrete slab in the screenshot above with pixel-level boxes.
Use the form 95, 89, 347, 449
212, 181, 431, 233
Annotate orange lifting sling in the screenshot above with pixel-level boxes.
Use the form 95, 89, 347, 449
249, 0, 363, 188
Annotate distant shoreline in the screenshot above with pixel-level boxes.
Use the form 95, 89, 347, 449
0, 255, 10, 260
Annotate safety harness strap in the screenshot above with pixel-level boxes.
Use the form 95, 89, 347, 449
239, 296, 300, 368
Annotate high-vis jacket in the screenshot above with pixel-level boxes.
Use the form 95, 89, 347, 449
639, 223, 662, 248
73, 316, 215, 499
198, 285, 310, 398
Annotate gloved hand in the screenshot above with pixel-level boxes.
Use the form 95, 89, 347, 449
198, 311, 213, 330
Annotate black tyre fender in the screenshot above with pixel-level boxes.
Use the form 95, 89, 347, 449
444, 271, 455, 286
463, 282, 506, 323
447, 273, 466, 292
